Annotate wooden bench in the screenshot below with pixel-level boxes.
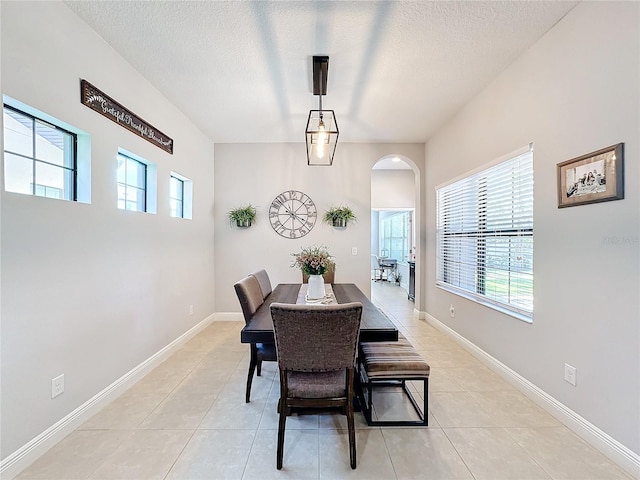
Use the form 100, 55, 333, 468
358, 334, 429, 426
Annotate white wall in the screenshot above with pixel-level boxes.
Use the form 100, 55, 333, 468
424, 1, 639, 456
214, 143, 424, 313
371, 169, 415, 209
371, 169, 416, 257
1, 2, 215, 459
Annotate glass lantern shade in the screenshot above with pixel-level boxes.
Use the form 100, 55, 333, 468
305, 109, 339, 166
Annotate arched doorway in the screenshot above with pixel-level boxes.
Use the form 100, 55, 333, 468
371, 154, 420, 313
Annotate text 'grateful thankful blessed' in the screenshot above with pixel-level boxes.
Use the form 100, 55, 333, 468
81, 80, 173, 154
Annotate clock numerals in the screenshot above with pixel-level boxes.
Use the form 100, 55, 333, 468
271, 192, 293, 209
269, 190, 317, 239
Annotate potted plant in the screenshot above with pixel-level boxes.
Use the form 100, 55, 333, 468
228, 204, 257, 228
323, 205, 357, 228
291, 245, 334, 299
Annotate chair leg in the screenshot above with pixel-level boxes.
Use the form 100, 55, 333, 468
276, 404, 287, 470
246, 345, 258, 403
347, 404, 356, 469
257, 358, 262, 376
372, 268, 381, 281
347, 370, 357, 469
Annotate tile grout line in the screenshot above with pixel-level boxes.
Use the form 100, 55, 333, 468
161, 429, 198, 480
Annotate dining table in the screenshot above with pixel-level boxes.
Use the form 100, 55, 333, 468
240, 283, 399, 345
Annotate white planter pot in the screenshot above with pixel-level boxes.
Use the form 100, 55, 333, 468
307, 275, 326, 300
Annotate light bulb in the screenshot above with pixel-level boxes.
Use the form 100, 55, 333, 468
317, 119, 327, 158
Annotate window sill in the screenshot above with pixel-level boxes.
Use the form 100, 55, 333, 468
436, 283, 533, 324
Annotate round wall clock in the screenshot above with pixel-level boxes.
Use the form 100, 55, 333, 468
269, 190, 317, 239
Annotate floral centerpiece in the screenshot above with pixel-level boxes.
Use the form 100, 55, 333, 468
291, 245, 335, 276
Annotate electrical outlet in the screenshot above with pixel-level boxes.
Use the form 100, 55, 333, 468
351, 247, 357, 255
189, 305, 194, 315
52, 374, 64, 398
449, 304, 455, 317
564, 364, 577, 386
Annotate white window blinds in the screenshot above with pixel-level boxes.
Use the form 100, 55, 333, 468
436, 146, 534, 319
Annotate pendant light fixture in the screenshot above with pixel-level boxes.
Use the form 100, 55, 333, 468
305, 55, 339, 166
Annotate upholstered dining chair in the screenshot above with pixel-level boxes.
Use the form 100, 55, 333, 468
249, 269, 272, 300
270, 302, 363, 470
234, 275, 277, 402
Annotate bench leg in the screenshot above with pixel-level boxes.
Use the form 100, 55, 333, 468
359, 376, 428, 427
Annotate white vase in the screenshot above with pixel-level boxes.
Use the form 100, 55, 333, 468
307, 274, 326, 300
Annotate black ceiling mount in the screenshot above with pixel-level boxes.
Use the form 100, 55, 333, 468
312, 56, 329, 96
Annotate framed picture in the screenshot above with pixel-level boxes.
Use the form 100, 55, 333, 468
557, 143, 624, 208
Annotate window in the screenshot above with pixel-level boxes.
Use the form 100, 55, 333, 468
169, 171, 193, 219
169, 174, 184, 218
34, 184, 63, 198
436, 145, 534, 320
117, 153, 147, 212
3, 105, 77, 200
379, 210, 413, 261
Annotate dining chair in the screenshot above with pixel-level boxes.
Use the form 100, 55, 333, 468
301, 263, 335, 284
249, 269, 272, 299
371, 254, 381, 281
270, 302, 363, 470
234, 275, 277, 402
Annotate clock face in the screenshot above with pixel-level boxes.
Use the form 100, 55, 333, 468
269, 190, 317, 239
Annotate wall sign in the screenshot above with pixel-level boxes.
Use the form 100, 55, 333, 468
81, 79, 173, 154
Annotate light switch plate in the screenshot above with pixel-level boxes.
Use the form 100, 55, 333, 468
564, 364, 577, 386
52, 374, 64, 398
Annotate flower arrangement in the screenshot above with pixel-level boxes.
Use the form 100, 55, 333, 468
291, 245, 335, 276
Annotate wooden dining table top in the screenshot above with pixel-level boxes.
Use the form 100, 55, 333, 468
240, 283, 399, 344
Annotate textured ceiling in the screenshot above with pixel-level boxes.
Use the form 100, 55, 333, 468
65, 1, 577, 144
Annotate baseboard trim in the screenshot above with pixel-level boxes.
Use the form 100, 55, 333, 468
0, 313, 216, 480
212, 312, 243, 321
426, 312, 640, 478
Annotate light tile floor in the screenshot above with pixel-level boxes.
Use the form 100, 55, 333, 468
16, 282, 633, 480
